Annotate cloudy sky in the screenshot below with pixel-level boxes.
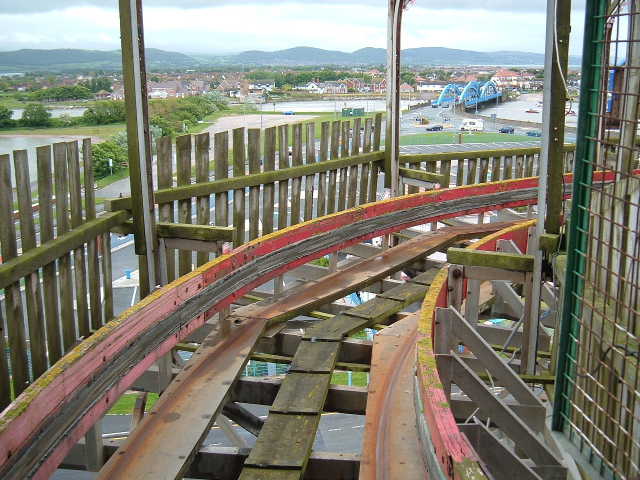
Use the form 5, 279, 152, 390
0, 1, 586, 55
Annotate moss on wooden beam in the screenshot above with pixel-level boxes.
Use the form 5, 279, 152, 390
157, 223, 233, 242
447, 247, 534, 272
399, 167, 445, 185
490, 344, 552, 359
113, 220, 234, 242
0, 210, 130, 290
539, 233, 560, 253
250, 352, 370, 372
105, 151, 385, 211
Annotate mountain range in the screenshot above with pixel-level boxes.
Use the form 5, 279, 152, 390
0, 46, 581, 72
0, 48, 199, 72
219, 46, 581, 67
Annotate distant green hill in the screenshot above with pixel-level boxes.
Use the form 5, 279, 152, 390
225, 46, 581, 66
0, 48, 199, 72
0, 46, 581, 72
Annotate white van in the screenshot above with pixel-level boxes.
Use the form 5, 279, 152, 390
460, 119, 484, 132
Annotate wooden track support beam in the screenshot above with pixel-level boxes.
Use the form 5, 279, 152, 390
447, 248, 534, 272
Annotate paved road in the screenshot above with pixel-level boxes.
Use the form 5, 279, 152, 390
399, 140, 541, 154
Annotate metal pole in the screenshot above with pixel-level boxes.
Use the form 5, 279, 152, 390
545, 0, 571, 235
385, 0, 402, 196
525, 0, 571, 375
119, 0, 157, 293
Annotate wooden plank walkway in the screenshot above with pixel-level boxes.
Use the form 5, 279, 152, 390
92, 225, 512, 480
98, 318, 268, 479
239, 267, 438, 479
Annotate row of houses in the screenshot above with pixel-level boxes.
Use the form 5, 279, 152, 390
413, 69, 541, 94
105, 78, 213, 101
294, 78, 416, 94
147, 79, 210, 99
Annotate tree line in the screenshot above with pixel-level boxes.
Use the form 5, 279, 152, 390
0, 92, 228, 133
244, 70, 375, 88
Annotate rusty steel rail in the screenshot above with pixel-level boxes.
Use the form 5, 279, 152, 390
0, 175, 567, 479
360, 312, 427, 479
102, 226, 507, 479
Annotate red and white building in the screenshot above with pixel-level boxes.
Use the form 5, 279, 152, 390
491, 69, 535, 89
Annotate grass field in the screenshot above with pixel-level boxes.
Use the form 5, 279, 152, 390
331, 371, 369, 387
399, 132, 534, 146
0, 94, 87, 110
96, 167, 130, 189
107, 369, 367, 415
0, 122, 125, 139
108, 392, 159, 415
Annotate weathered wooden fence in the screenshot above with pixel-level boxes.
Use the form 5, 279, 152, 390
0, 113, 576, 411
399, 145, 575, 194
106, 114, 385, 285
0, 140, 122, 409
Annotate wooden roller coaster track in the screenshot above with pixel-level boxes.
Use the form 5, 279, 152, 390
0, 172, 598, 479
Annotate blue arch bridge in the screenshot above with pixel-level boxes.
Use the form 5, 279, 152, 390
432, 80, 502, 109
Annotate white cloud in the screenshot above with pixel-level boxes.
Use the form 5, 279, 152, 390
0, 2, 586, 56
1, 0, 584, 14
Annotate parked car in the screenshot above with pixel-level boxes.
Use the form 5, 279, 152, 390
460, 119, 484, 132
425, 125, 443, 131
526, 130, 542, 137
499, 126, 515, 134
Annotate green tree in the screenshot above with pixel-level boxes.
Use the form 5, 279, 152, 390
0, 105, 13, 128
476, 74, 493, 82
150, 114, 177, 137
91, 140, 128, 179
434, 70, 449, 81
83, 100, 126, 125
400, 72, 416, 86
32, 85, 92, 102
21, 103, 51, 127
80, 77, 113, 93
52, 113, 79, 128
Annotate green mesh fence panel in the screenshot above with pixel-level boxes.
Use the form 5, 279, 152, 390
554, 1, 640, 477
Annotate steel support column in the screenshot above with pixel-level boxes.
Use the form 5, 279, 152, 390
526, 0, 571, 375
385, 0, 403, 195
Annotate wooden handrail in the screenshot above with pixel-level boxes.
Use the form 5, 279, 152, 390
105, 151, 385, 211
0, 211, 130, 290
400, 144, 576, 165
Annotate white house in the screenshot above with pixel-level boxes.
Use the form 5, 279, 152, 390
323, 81, 348, 94
296, 82, 325, 94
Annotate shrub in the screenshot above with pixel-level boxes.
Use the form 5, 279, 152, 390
83, 100, 126, 125
50, 114, 82, 128
21, 103, 51, 127
91, 139, 128, 179
32, 85, 92, 102
0, 105, 13, 128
